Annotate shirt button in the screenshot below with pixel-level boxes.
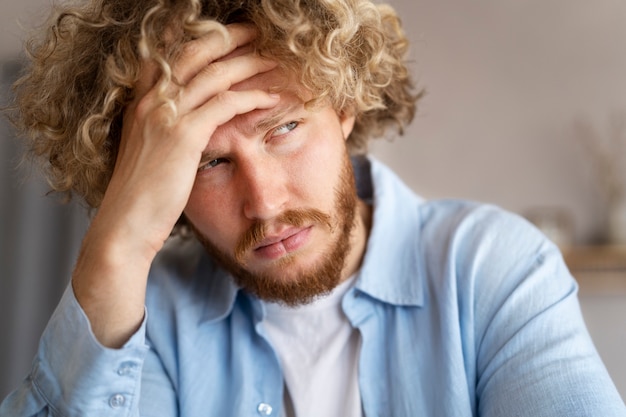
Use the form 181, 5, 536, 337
117, 362, 137, 376
109, 394, 126, 408
257, 402, 273, 415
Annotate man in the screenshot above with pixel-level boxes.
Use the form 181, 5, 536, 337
1, 0, 624, 416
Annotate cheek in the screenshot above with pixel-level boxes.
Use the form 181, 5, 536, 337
184, 184, 240, 245
294, 137, 346, 206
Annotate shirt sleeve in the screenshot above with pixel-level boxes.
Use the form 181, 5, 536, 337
468, 211, 626, 416
0, 284, 151, 417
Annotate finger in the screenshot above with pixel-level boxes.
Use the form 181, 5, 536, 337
172, 23, 257, 86
133, 58, 161, 104
179, 90, 281, 151
214, 43, 254, 63
178, 54, 277, 114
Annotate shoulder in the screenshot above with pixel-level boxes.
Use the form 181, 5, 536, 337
150, 235, 206, 283
415, 199, 570, 302
416, 199, 577, 331
143, 237, 203, 321
145, 236, 238, 325
418, 199, 551, 264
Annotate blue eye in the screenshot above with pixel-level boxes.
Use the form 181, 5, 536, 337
271, 121, 299, 137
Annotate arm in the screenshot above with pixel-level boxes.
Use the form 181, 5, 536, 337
1, 24, 279, 416
0, 283, 184, 417
0, 285, 150, 417
73, 24, 278, 348
469, 212, 626, 416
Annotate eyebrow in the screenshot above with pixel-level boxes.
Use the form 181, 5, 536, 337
253, 101, 303, 133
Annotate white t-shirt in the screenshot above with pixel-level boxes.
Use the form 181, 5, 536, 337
261, 276, 362, 417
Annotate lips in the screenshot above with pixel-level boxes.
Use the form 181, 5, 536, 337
253, 226, 312, 260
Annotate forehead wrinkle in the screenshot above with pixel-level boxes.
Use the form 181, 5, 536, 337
199, 96, 304, 165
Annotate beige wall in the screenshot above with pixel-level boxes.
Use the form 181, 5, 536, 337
374, 0, 626, 244
0, 0, 51, 59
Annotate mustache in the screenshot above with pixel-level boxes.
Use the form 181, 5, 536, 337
234, 209, 333, 263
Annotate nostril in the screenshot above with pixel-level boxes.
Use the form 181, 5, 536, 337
242, 182, 288, 221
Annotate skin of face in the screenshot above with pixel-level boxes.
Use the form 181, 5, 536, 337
182, 67, 368, 305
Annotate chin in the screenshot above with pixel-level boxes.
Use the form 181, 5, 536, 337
232, 248, 346, 306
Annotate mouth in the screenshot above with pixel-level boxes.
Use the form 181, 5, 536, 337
253, 226, 313, 260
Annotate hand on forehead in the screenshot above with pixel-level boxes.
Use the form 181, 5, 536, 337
133, 24, 271, 98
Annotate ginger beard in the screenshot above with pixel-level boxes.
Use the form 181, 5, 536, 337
191, 154, 358, 306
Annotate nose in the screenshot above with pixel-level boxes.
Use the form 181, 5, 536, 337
239, 157, 289, 221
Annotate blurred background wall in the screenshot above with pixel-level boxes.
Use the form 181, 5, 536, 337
0, 65, 89, 399
1, 0, 625, 402
371, 0, 626, 245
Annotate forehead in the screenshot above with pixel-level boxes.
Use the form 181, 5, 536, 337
207, 68, 308, 142
223, 65, 325, 131
230, 65, 309, 101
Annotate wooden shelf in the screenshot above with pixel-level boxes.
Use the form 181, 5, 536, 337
563, 246, 626, 296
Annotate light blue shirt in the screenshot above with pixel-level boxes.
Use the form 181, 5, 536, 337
2, 156, 625, 416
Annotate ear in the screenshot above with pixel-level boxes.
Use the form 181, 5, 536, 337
339, 111, 356, 141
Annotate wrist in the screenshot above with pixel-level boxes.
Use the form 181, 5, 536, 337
71, 212, 159, 348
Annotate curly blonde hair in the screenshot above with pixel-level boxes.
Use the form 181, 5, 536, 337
11, 0, 421, 209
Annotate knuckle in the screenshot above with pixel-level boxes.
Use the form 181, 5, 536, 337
146, 101, 177, 127
214, 90, 235, 106
181, 41, 201, 59
202, 61, 227, 79
134, 95, 154, 118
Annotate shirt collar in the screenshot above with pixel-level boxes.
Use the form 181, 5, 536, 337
197, 155, 425, 323
352, 155, 425, 307
197, 256, 240, 324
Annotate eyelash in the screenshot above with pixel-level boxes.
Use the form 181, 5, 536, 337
271, 120, 299, 137
198, 158, 227, 173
